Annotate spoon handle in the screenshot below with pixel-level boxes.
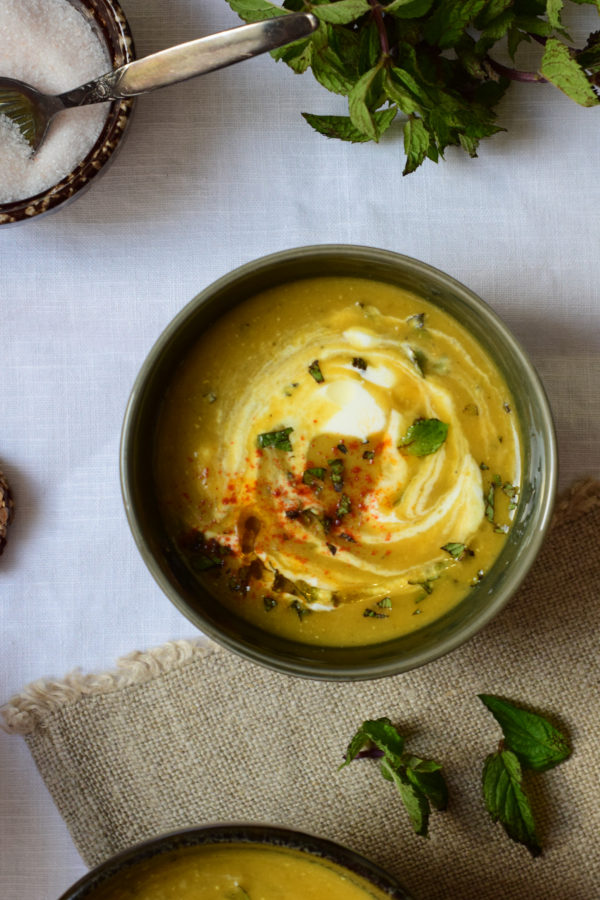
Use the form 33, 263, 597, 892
59, 13, 318, 106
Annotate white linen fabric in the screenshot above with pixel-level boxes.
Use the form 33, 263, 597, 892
0, 1, 598, 897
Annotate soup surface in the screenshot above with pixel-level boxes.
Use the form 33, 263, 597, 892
87, 842, 393, 900
155, 277, 520, 646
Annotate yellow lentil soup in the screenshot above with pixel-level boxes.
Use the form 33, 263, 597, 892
155, 276, 520, 647
87, 843, 393, 900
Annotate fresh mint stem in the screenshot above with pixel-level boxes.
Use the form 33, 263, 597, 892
486, 58, 547, 83
368, 0, 390, 57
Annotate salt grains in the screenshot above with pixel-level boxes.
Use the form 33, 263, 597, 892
0, 0, 111, 204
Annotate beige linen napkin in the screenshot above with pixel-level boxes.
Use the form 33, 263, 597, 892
2, 481, 599, 900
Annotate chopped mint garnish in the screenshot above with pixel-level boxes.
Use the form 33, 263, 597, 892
441, 542, 471, 561
257, 427, 294, 451
308, 359, 324, 383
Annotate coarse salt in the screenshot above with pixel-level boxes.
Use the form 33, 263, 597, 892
0, 0, 111, 204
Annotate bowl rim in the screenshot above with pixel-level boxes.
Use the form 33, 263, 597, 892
120, 244, 558, 681
57, 822, 412, 899
0, 0, 135, 225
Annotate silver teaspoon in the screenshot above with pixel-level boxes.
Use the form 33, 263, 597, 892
0, 12, 318, 154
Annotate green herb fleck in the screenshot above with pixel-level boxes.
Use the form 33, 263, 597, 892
399, 418, 448, 457
502, 482, 519, 510
327, 542, 337, 555
363, 450, 375, 460
407, 313, 425, 329
337, 493, 352, 518
328, 458, 344, 492
441, 542, 471, 561
485, 484, 495, 522
405, 345, 427, 377
352, 357, 368, 370
337, 441, 348, 454
226, 888, 251, 900
257, 427, 294, 451
480, 462, 489, 471
409, 580, 432, 595
302, 467, 326, 486
377, 596, 392, 609
494, 523, 509, 534
363, 608, 388, 619
263, 596, 277, 612
290, 599, 310, 621
308, 359, 324, 383
340, 717, 447, 838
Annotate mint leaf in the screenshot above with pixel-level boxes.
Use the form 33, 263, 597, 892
225, 0, 287, 22
403, 116, 431, 174
385, 0, 435, 17
313, 0, 370, 25
546, 0, 564, 29
404, 757, 449, 810
348, 64, 384, 141
399, 418, 449, 456
424, 0, 488, 49
272, 37, 313, 73
302, 109, 396, 142
383, 763, 431, 836
257, 427, 294, 451
577, 31, 600, 73
540, 38, 600, 106
482, 749, 541, 857
479, 694, 571, 772
341, 717, 406, 769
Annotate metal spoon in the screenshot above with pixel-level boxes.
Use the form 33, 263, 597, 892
0, 12, 318, 154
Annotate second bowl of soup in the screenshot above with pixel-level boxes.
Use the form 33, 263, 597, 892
121, 246, 556, 679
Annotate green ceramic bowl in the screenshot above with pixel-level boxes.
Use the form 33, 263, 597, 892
58, 824, 412, 899
120, 245, 557, 681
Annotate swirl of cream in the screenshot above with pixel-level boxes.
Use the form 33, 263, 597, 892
204, 308, 512, 605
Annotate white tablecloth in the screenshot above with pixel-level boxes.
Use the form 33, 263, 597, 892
1, 1, 599, 897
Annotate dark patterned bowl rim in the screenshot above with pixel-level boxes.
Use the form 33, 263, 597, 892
57, 823, 413, 899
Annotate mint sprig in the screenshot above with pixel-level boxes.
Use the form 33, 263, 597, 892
225, 0, 600, 173
479, 694, 571, 856
340, 717, 448, 837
